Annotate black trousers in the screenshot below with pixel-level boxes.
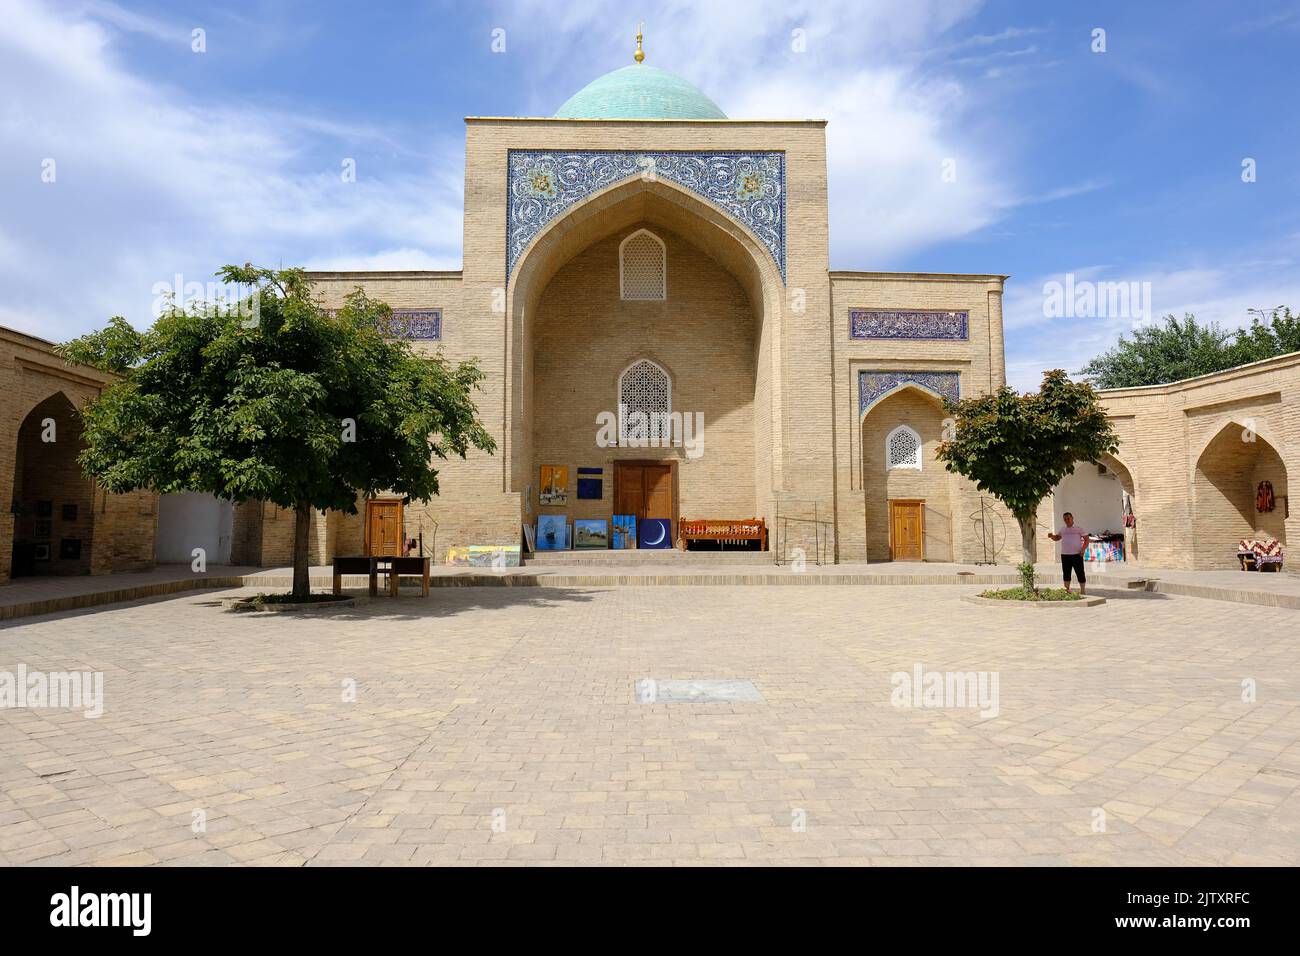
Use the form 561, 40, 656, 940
1061, 553, 1086, 584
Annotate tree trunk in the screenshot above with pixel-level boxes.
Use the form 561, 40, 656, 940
1018, 513, 1038, 566
292, 501, 312, 599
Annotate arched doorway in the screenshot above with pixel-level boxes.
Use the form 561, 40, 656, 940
1051, 453, 1137, 562
860, 384, 952, 561
10, 392, 95, 576
1193, 422, 1288, 569
507, 177, 782, 542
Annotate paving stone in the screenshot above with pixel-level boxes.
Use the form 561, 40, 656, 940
0, 584, 1297, 865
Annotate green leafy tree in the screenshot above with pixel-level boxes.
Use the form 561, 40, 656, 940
937, 370, 1119, 564
59, 265, 495, 598
1078, 313, 1237, 388
1227, 307, 1300, 366
1080, 308, 1299, 388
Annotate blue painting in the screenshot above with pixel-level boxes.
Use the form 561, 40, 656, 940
638, 518, 672, 550
576, 468, 603, 500
536, 515, 569, 551
612, 514, 637, 550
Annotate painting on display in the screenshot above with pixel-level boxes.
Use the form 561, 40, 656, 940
522, 524, 536, 553
574, 519, 609, 549
612, 514, 637, 550
576, 467, 603, 500
638, 518, 672, 550
446, 545, 521, 568
535, 514, 569, 551
539, 465, 568, 505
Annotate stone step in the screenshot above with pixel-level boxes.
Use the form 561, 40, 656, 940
523, 549, 772, 566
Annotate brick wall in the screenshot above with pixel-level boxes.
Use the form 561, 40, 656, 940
1099, 352, 1300, 569
0, 329, 157, 582
531, 226, 757, 526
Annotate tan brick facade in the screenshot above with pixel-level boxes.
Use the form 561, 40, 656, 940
0, 328, 157, 583
305, 116, 1012, 565
11, 93, 1290, 574
1097, 353, 1299, 570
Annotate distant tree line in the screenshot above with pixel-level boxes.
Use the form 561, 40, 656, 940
1079, 307, 1300, 389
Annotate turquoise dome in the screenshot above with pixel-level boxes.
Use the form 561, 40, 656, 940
555, 65, 726, 120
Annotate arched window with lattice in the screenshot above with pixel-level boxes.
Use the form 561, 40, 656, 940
618, 359, 672, 444
885, 425, 922, 471
619, 229, 666, 300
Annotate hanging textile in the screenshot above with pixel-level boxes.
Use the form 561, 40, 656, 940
1256, 480, 1275, 513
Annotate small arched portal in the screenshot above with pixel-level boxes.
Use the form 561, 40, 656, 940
507, 177, 783, 541
860, 384, 952, 561
1193, 422, 1288, 569
10, 392, 95, 576
1051, 453, 1136, 562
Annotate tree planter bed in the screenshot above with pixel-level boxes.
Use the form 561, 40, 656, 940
223, 594, 357, 613
962, 594, 1106, 608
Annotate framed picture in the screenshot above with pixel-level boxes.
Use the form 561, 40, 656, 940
36, 500, 52, 518
535, 514, 569, 551
522, 523, 536, 554
33, 543, 50, 561
612, 514, 637, 550
638, 518, 672, 550
574, 519, 609, 549
33, 519, 51, 538
59, 538, 82, 560
446, 545, 521, 568
576, 467, 603, 500
61, 503, 78, 521
539, 465, 568, 505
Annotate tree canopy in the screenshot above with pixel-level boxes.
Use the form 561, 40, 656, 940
59, 265, 496, 596
1079, 307, 1300, 389
937, 369, 1119, 563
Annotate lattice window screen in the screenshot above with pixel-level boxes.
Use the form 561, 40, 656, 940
886, 426, 922, 471
620, 231, 666, 300
619, 360, 671, 442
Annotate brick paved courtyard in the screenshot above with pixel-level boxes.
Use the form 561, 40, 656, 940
1, 585, 1298, 866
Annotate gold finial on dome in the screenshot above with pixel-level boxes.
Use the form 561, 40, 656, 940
634, 22, 645, 63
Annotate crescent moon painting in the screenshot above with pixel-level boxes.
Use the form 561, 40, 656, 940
638, 518, 672, 550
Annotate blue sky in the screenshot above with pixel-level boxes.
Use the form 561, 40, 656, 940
3, 0, 1298, 388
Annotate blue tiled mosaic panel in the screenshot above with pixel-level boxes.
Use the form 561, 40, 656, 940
859, 370, 960, 414
383, 310, 442, 340
849, 310, 968, 340
507, 149, 786, 282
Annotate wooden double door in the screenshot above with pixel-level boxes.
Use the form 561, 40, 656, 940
889, 499, 925, 561
614, 461, 675, 539
365, 499, 404, 556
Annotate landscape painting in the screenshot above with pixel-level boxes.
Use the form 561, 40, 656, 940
574, 519, 609, 549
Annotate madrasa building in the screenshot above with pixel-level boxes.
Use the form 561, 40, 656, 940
4, 35, 1294, 580
304, 34, 1012, 566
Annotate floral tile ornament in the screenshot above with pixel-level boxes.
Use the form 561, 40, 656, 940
859, 370, 960, 415
849, 310, 968, 340
507, 149, 786, 282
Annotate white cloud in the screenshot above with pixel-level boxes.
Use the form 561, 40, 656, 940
496, 0, 1017, 267
0, 0, 463, 340
1002, 257, 1300, 390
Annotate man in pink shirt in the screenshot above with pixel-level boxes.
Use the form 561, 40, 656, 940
1048, 512, 1093, 594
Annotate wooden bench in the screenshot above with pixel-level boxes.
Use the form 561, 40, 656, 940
333, 556, 431, 596
678, 518, 767, 551
333, 556, 378, 596
376, 556, 431, 596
